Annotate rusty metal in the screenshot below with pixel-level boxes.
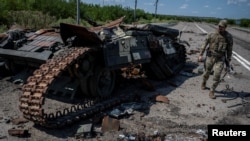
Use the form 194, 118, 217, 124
155, 95, 169, 104
19, 47, 131, 128
11, 117, 29, 125
101, 116, 120, 132
8, 128, 28, 137
121, 64, 146, 79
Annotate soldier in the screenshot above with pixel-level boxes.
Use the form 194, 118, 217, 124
198, 20, 233, 99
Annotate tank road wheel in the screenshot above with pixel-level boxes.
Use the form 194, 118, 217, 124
155, 54, 173, 78
177, 45, 186, 64
174, 44, 186, 72
89, 67, 116, 98
76, 54, 95, 97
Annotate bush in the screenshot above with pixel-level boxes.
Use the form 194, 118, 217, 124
0, 25, 8, 33
8, 11, 56, 30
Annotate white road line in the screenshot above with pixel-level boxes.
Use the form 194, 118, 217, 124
194, 23, 208, 34
196, 24, 250, 72
233, 51, 250, 66
182, 25, 187, 31
233, 52, 250, 71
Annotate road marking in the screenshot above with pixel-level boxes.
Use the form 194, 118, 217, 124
182, 25, 187, 31
195, 23, 208, 34
196, 24, 250, 72
233, 51, 250, 71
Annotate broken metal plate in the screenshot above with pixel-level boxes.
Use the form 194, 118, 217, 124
76, 123, 93, 134
11, 117, 29, 125
101, 116, 119, 132
155, 95, 169, 104
8, 128, 28, 137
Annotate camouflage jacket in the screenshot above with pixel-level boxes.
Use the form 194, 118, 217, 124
200, 30, 233, 60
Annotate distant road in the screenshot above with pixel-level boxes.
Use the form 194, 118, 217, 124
167, 21, 250, 72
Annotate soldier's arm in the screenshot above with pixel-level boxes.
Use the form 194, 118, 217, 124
226, 33, 233, 61
200, 33, 211, 56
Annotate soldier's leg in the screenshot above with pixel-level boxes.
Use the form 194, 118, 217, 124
209, 59, 224, 99
201, 57, 214, 89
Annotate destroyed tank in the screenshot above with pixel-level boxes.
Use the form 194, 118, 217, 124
0, 17, 188, 128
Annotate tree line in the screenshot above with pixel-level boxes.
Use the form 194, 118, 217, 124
0, 0, 249, 32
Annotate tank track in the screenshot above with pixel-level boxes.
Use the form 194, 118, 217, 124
19, 47, 128, 128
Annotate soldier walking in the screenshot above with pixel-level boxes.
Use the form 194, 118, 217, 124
198, 20, 233, 99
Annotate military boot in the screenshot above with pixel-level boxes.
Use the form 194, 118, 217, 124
209, 91, 216, 99
201, 81, 206, 90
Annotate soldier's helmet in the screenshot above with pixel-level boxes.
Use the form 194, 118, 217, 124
218, 20, 227, 28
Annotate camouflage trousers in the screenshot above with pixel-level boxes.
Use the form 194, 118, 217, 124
202, 56, 225, 91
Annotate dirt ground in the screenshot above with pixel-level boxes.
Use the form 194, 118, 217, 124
0, 22, 250, 141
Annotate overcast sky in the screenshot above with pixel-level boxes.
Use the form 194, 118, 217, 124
82, 0, 250, 19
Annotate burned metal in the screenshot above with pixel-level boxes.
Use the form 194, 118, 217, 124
8, 128, 29, 137
101, 116, 120, 132
0, 17, 188, 128
155, 95, 170, 104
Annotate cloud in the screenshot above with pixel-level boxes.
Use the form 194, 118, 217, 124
210, 11, 217, 15
144, 2, 154, 6
180, 4, 188, 9
159, 3, 165, 7
204, 5, 209, 8
227, 0, 248, 5
217, 7, 222, 10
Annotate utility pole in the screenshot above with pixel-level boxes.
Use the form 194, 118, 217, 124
154, 0, 158, 18
77, 0, 80, 24
134, 0, 137, 22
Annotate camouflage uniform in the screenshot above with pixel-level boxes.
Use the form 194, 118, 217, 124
200, 21, 233, 98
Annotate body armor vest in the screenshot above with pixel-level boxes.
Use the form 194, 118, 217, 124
208, 32, 228, 57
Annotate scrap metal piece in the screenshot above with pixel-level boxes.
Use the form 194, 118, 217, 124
101, 116, 120, 132
8, 128, 28, 137
155, 95, 169, 104
75, 123, 93, 139
11, 117, 29, 125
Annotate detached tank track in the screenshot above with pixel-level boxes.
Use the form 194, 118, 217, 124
19, 47, 128, 128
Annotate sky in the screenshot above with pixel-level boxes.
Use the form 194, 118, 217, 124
82, 0, 250, 19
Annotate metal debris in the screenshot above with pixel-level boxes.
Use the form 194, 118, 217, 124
101, 116, 120, 132
121, 64, 146, 79
8, 128, 28, 137
75, 123, 93, 139
109, 102, 146, 118
197, 65, 204, 74
155, 95, 169, 104
180, 71, 193, 77
11, 117, 29, 125
109, 108, 127, 118
118, 134, 136, 140
195, 129, 207, 137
